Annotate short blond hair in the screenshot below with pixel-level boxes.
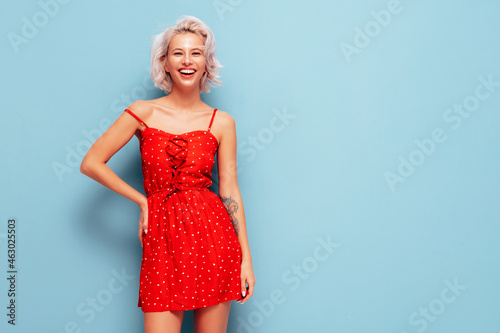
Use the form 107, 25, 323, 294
150, 15, 222, 93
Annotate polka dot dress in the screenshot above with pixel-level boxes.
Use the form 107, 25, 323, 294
124, 108, 242, 312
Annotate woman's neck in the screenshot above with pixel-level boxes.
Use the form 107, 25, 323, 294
164, 86, 204, 112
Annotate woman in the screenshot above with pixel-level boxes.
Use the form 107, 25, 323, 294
80, 15, 255, 333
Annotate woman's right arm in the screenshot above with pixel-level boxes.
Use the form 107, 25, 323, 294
79, 103, 148, 244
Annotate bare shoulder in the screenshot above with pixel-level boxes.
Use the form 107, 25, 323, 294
126, 100, 153, 120
215, 110, 236, 130
214, 110, 237, 146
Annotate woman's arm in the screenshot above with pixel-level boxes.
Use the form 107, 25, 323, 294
80, 102, 149, 244
216, 111, 256, 303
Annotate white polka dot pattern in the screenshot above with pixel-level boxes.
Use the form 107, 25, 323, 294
133, 124, 242, 312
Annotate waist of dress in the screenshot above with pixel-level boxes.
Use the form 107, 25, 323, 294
147, 186, 210, 198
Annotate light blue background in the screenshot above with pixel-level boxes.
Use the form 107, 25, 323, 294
1, 0, 500, 332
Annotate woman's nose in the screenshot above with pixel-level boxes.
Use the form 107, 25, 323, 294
182, 54, 192, 64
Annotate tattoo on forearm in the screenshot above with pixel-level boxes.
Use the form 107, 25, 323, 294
220, 195, 240, 236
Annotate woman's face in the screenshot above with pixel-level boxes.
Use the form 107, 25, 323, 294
163, 32, 206, 92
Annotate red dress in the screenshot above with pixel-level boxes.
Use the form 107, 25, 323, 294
124, 108, 242, 312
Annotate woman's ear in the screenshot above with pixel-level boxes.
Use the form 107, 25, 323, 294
161, 55, 169, 73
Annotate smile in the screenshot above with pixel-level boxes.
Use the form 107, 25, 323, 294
179, 68, 196, 75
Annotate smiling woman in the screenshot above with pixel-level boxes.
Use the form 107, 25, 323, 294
150, 16, 222, 94
163, 33, 208, 91
79, 15, 255, 333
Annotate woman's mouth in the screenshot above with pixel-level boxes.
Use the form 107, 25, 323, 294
178, 68, 196, 78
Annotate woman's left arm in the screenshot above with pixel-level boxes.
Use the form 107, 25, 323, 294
216, 112, 255, 304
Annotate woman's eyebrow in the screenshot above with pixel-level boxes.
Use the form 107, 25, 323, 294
170, 47, 204, 52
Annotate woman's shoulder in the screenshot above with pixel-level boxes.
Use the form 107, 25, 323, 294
212, 110, 237, 141
126, 100, 154, 120
214, 109, 235, 126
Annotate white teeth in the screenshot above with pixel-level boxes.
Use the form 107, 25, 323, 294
180, 69, 195, 74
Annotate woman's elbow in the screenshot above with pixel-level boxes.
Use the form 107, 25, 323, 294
80, 155, 95, 176
80, 158, 89, 175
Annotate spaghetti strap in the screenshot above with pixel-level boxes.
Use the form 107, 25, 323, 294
124, 108, 149, 128
208, 109, 217, 131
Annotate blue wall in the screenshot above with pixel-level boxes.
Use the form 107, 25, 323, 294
2, 0, 500, 332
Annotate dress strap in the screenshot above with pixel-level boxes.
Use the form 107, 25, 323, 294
208, 109, 217, 131
124, 109, 149, 128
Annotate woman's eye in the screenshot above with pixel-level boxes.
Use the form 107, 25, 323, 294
174, 52, 182, 55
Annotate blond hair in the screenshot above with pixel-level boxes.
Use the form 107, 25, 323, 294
150, 15, 222, 93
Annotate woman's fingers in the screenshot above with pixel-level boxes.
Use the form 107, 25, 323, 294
138, 224, 144, 247
237, 263, 255, 304
241, 279, 247, 298
246, 278, 255, 300
236, 277, 247, 304
139, 203, 148, 247
239, 276, 255, 304
242, 278, 255, 303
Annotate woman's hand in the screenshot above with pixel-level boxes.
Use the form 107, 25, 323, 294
138, 201, 148, 247
237, 260, 255, 304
